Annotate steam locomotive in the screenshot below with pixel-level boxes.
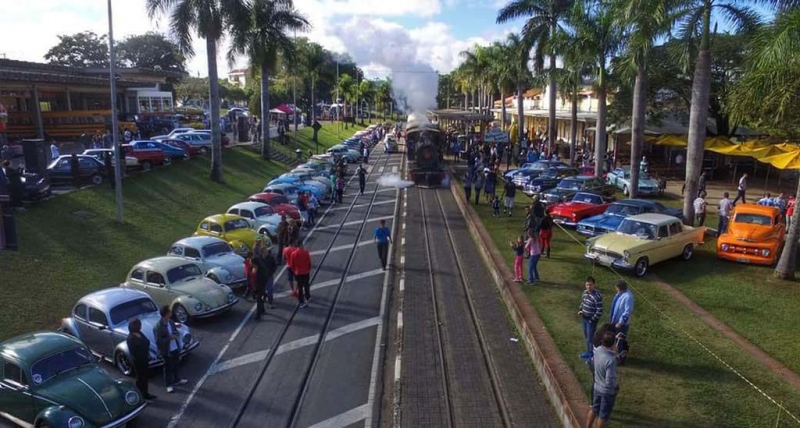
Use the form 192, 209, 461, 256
406, 113, 445, 187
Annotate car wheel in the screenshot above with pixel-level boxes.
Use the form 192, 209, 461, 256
91, 174, 103, 185
36, 420, 50, 428
115, 352, 134, 377
173, 304, 190, 324
141, 161, 153, 171
184, 153, 191, 160
163, 156, 173, 165
634, 257, 648, 277
200, 147, 209, 154
623, 185, 629, 196
681, 244, 694, 261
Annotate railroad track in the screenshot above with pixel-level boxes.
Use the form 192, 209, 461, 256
227, 143, 396, 428
411, 187, 511, 428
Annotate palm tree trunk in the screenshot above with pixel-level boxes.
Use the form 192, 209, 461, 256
464, 92, 468, 111
570, 92, 578, 167
629, 66, 647, 199
517, 82, 525, 143
207, 37, 223, 182
260, 61, 271, 160
684, 10, 713, 223
500, 89, 506, 131
595, 67, 608, 177
311, 76, 318, 144
775, 177, 800, 279
548, 53, 557, 154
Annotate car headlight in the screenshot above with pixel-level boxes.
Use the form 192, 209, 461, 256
225, 273, 233, 282
239, 243, 248, 253
721, 244, 729, 251
571, 213, 578, 219
125, 390, 140, 405
194, 302, 203, 312
762, 249, 770, 257
228, 292, 235, 303
68, 416, 85, 428
183, 333, 193, 345
623, 250, 630, 261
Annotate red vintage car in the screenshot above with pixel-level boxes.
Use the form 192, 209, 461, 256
547, 192, 611, 227
248, 192, 301, 222
162, 139, 201, 157
579, 166, 607, 180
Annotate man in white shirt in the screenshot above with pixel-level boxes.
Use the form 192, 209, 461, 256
757, 193, 774, 206
733, 173, 748, 205
718, 192, 733, 237
50, 141, 60, 160
693, 192, 708, 226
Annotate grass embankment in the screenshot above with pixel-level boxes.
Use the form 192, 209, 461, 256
0, 150, 286, 340
467, 185, 800, 427
274, 121, 386, 158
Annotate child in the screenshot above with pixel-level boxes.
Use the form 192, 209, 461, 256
492, 195, 501, 217
511, 236, 525, 282
525, 229, 542, 285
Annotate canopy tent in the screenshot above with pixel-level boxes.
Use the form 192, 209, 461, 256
759, 149, 800, 170
652, 134, 735, 151
269, 108, 287, 115
274, 104, 293, 114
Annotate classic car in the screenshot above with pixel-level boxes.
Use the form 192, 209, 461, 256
503, 160, 569, 181
168, 236, 248, 287
577, 199, 683, 237
121, 143, 166, 170
83, 148, 139, 168
345, 149, 363, 163
171, 132, 213, 150
161, 138, 201, 157
384, 136, 398, 152
168, 127, 198, 136
131, 140, 187, 162
606, 167, 659, 196
248, 192, 302, 222
46, 155, 107, 185
717, 204, 786, 265
585, 213, 706, 276
0, 332, 146, 427
523, 167, 580, 195
227, 201, 282, 239
547, 192, 612, 227
194, 214, 263, 255
122, 256, 239, 323
60, 288, 199, 376
541, 176, 616, 205
263, 183, 301, 205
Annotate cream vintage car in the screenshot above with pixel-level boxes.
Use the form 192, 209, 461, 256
121, 256, 239, 323
585, 213, 706, 277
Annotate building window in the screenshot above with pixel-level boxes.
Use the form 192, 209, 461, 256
162, 97, 173, 111
139, 97, 150, 113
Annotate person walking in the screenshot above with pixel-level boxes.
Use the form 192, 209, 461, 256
254, 245, 277, 320
525, 229, 542, 285
463, 172, 473, 202
50, 140, 60, 161
511, 236, 525, 282
788, 196, 796, 228
373, 219, 392, 270
693, 191, 708, 226
586, 331, 619, 428
609, 280, 634, 335
578, 276, 604, 359
292, 241, 312, 307
126, 319, 156, 400
492, 195, 501, 217
697, 171, 707, 196
539, 211, 553, 258
336, 176, 345, 203
502, 177, 516, 216
484, 168, 496, 203
276, 216, 288, 264
473, 172, 484, 205
532, 196, 546, 232
733, 172, 748, 205
288, 218, 300, 245
717, 191, 733, 237
153, 306, 187, 393
283, 241, 298, 295
363, 146, 370, 164
357, 164, 367, 195
639, 155, 648, 173
307, 193, 318, 226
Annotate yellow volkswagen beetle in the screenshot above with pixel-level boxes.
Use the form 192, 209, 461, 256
194, 214, 269, 256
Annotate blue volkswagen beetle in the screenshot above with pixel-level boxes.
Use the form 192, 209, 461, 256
577, 199, 683, 237
131, 140, 187, 162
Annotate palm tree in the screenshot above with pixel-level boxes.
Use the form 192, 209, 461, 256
146, 0, 248, 181
359, 79, 375, 123
228, 0, 308, 160
301, 42, 327, 143
459, 46, 491, 114
489, 42, 516, 132
678, 1, 763, 222
497, 0, 575, 153
556, 33, 592, 166
336, 74, 356, 129
571, 1, 623, 176
505, 33, 533, 145
616, 0, 681, 198
728, 7, 800, 279
376, 79, 392, 120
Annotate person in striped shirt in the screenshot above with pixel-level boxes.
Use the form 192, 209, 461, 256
578, 276, 604, 359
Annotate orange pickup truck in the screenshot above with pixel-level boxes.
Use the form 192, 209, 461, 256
717, 204, 786, 265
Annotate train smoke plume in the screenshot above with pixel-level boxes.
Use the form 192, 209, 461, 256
332, 17, 439, 118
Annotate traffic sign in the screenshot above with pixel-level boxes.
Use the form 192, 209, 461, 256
312, 121, 322, 131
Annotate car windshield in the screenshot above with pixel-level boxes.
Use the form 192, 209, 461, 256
203, 242, 232, 257
109, 298, 159, 324
224, 219, 250, 231
558, 179, 582, 190
31, 347, 95, 384
572, 193, 601, 204
255, 206, 275, 217
734, 213, 772, 226
606, 204, 642, 216
617, 219, 658, 239
166, 263, 204, 283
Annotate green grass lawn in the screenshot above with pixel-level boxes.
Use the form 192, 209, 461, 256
0, 149, 285, 340
268, 120, 388, 158
465, 185, 800, 427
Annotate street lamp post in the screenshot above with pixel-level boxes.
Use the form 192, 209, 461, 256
107, 0, 123, 223
292, 29, 298, 146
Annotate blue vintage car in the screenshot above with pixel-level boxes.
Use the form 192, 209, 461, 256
577, 199, 683, 237
606, 167, 660, 196
503, 160, 569, 182
523, 167, 580, 196
131, 140, 187, 161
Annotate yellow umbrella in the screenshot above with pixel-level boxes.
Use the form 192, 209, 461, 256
758, 149, 800, 170
703, 136, 734, 151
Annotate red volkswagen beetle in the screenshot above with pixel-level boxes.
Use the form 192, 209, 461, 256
547, 192, 611, 227
248, 192, 301, 222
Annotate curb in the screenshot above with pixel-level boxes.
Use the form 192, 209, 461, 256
448, 173, 589, 428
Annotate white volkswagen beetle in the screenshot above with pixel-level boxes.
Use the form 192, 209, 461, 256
227, 201, 282, 240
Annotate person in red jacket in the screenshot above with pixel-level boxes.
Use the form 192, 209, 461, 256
291, 241, 312, 307
283, 241, 298, 296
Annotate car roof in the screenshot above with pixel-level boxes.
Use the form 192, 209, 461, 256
135, 256, 195, 271
201, 213, 245, 223
267, 183, 292, 189
625, 213, 679, 224
230, 201, 270, 211
78, 287, 151, 309
173, 235, 227, 247
733, 204, 781, 215
563, 176, 595, 181
0, 332, 85, 364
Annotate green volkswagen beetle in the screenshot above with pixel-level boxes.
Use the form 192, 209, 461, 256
0, 332, 146, 428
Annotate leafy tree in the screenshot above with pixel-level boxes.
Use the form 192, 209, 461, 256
358, 79, 376, 123
335, 74, 357, 128
175, 76, 208, 106
44, 31, 109, 67
117, 32, 186, 75
299, 41, 327, 141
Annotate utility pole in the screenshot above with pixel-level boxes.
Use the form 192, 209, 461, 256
335, 61, 339, 139
292, 29, 298, 146
107, 0, 123, 223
